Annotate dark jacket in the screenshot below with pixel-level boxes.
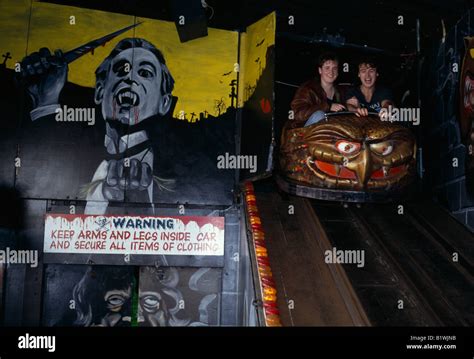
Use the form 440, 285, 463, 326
290, 79, 343, 125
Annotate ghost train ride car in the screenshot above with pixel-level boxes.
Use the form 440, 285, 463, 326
277, 112, 417, 202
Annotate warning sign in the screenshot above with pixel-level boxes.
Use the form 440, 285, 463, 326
44, 214, 225, 256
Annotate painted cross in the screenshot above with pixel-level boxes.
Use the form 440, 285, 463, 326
2, 52, 12, 66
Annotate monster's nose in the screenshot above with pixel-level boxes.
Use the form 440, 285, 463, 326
345, 145, 372, 190
358, 147, 372, 188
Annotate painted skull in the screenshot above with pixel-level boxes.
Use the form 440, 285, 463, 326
280, 114, 416, 191
459, 36, 474, 180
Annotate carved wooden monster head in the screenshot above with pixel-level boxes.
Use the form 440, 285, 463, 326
460, 37, 474, 179
280, 114, 416, 192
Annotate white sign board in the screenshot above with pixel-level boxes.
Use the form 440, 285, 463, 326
44, 214, 225, 256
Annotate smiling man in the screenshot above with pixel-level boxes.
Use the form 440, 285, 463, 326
345, 57, 394, 117
290, 52, 346, 127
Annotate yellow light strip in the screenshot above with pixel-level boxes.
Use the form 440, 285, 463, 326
243, 182, 281, 327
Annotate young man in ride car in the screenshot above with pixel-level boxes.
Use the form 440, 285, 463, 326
290, 52, 346, 127
345, 57, 394, 117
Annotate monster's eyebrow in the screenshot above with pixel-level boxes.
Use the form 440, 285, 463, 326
139, 61, 156, 73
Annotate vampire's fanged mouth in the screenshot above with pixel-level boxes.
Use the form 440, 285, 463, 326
115, 88, 139, 107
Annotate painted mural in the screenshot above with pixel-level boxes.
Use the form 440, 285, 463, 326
460, 36, 474, 188
0, 0, 275, 327
138, 266, 220, 326
42, 265, 220, 326
426, 9, 474, 230
42, 265, 135, 326
0, 2, 276, 205
238, 12, 276, 179
0, 0, 241, 206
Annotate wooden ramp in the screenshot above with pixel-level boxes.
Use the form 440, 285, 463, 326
253, 184, 370, 326
253, 178, 474, 326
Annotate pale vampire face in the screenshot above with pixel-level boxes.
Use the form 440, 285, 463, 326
98, 48, 170, 125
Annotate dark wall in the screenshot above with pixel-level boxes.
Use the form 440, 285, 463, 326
423, 8, 474, 232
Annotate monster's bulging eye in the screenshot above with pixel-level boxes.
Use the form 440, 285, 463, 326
143, 296, 159, 307
106, 295, 126, 310
141, 294, 161, 313
335, 140, 361, 155
370, 141, 394, 156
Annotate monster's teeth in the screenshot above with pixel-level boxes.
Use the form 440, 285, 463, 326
382, 166, 389, 177
335, 164, 341, 176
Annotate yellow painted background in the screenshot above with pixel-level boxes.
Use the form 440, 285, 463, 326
238, 12, 275, 106
0, 0, 274, 119
0, 0, 31, 62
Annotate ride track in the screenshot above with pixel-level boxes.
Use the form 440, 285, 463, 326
247, 180, 474, 326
